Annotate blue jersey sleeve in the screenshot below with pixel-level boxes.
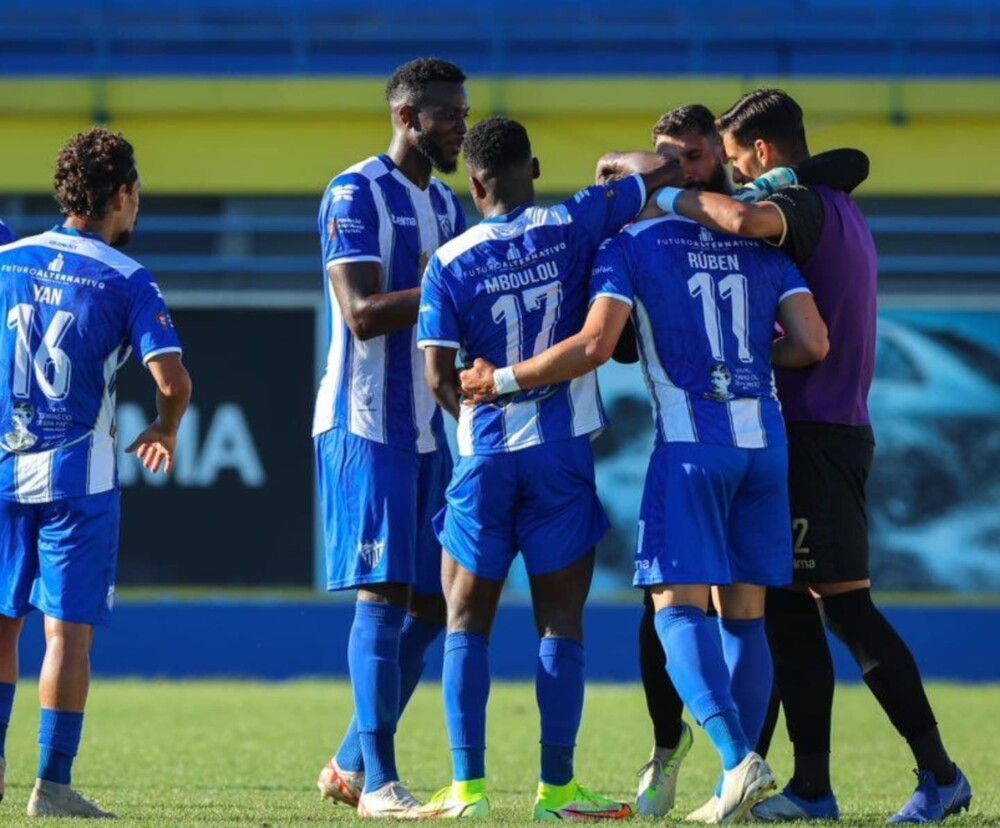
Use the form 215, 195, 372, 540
564, 174, 645, 252
0, 220, 16, 245
777, 258, 810, 302
417, 258, 462, 350
319, 173, 382, 267
128, 269, 183, 365
589, 236, 635, 308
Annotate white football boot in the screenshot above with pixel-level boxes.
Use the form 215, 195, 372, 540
357, 780, 422, 819
716, 753, 776, 824
318, 757, 365, 807
636, 722, 694, 816
26, 779, 115, 818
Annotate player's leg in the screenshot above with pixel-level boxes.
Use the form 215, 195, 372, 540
640, 442, 774, 823
315, 429, 422, 815
515, 437, 626, 821
324, 446, 451, 803
26, 492, 117, 818
419, 451, 517, 819
0, 497, 36, 803
751, 424, 841, 822
818, 583, 971, 824
635, 588, 692, 817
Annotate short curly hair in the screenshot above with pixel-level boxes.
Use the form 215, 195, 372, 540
53, 128, 138, 219
651, 104, 717, 144
462, 116, 531, 177
385, 58, 466, 105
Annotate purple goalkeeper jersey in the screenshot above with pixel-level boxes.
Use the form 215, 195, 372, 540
769, 186, 877, 426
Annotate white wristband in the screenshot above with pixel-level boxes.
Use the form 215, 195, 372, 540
655, 186, 684, 214
493, 366, 521, 396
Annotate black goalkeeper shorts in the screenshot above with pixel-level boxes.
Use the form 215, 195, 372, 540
786, 422, 875, 585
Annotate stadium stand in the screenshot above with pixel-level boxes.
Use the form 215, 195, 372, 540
0, 0, 998, 76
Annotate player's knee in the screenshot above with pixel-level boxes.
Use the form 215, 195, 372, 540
409, 592, 446, 628
821, 586, 876, 645
358, 583, 411, 608
534, 604, 584, 641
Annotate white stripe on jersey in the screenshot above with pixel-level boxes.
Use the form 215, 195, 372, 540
728, 398, 767, 449
87, 347, 123, 494
412, 325, 438, 453
634, 298, 697, 442
14, 450, 53, 503
4, 231, 145, 278
434, 195, 596, 268
568, 372, 604, 438
502, 400, 542, 450
457, 405, 474, 456
349, 334, 387, 442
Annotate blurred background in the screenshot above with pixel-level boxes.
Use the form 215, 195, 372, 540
1, 0, 999, 620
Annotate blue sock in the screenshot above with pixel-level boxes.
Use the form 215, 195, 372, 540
335, 614, 443, 774
0, 682, 14, 759
38, 709, 84, 785
704, 711, 751, 771
719, 617, 773, 749
654, 606, 751, 770
537, 637, 584, 786
443, 632, 490, 782
349, 601, 406, 793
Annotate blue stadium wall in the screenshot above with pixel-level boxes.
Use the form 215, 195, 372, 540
14, 602, 1000, 682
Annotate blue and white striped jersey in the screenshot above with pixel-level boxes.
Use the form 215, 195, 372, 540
0, 220, 16, 245
418, 174, 646, 456
0, 226, 182, 503
313, 154, 466, 453
590, 216, 809, 449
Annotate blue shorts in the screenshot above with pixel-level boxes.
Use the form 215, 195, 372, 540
436, 436, 610, 582
316, 427, 452, 594
0, 490, 120, 626
634, 442, 792, 588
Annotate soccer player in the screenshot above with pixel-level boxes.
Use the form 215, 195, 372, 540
415, 116, 683, 820
0, 220, 16, 245
658, 89, 972, 824
459, 141, 830, 823
312, 58, 469, 818
0, 127, 191, 817
631, 105, 872, 819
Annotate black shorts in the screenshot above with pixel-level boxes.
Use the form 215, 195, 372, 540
787, 422, 875, 585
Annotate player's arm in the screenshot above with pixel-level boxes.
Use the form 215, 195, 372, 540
773, 292, 829, 368
329, 262, 420, 342
423, 346, 461, 420
461, 298, 632, 403
595, 151, 683, 193
126, 354, 192, 474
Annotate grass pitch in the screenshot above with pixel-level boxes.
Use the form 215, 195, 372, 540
1, 680, 996, 825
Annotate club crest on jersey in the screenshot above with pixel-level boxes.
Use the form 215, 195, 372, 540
704, 363, 735, 401
358, 539, 385, 569
1, 402, 38, 452
436, 213, 453, 239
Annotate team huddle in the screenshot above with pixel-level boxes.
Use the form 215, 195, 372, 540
0, 56, 973, 821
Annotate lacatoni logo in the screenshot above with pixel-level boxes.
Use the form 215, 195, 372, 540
116, 402, 264, 487
331, 184, 359, 203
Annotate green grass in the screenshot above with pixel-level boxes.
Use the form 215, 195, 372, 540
1, 681, 997, 825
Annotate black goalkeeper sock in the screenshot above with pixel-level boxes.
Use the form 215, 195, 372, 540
639, 591, 684, 749
765, 587, 834, 799
822, 589, 954, 783
755, 678, 781, 759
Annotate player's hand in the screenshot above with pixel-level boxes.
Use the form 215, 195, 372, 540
595, 151, 666, 184
459, 358, 500, 404
125, 419, 178, 474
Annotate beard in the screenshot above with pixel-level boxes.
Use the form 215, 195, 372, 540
111, 229, 132, 249
416, 133, 458, 175
684, 164, 730, 195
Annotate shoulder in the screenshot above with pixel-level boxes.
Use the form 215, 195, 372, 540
35, 231, 145, 279
322, 156, 390, 201
766, 184, 823, 213
433, 223, 499, 268
624, 213, 692, 239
